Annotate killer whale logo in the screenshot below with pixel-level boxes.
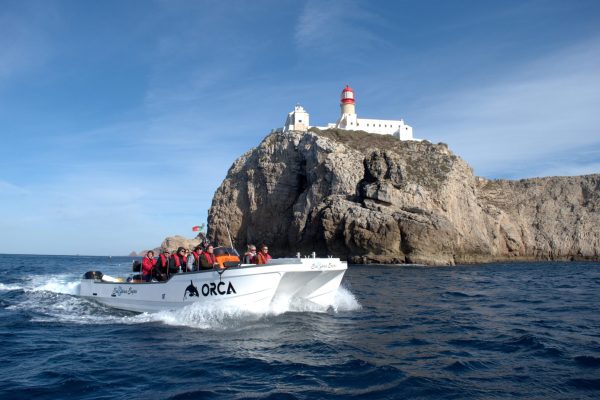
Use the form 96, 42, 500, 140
184, 280, 200, 300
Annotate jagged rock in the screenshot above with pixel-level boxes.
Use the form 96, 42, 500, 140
207, 129, 600, 265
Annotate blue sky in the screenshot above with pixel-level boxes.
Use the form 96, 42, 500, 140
1, 0, 599, 255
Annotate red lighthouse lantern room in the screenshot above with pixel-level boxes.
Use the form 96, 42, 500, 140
341, 85, 355, 104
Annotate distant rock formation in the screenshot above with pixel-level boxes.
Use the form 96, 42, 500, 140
207, 129, 600, 265
159, 235, 201, 253
128, 251, 138, 257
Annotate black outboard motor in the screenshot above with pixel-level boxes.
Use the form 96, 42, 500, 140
132, 260, 142, 272
83, 271, 103, 280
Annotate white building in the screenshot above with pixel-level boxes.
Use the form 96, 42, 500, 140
283, 105, 309, 132
282, 85, 417, 141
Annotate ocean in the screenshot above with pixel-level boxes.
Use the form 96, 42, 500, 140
1, 254, 599, 399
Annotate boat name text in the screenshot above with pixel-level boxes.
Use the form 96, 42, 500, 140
201, 281, 237, 297
111, 286, 138, 297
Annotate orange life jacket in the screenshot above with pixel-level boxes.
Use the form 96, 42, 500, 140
256, 252, 272, 265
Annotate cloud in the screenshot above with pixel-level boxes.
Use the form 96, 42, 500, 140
414, 35, 600, 178
294, 0, 383, 56
0, 180, 29, 196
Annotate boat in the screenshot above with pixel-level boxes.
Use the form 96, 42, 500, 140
78, 256, 347, 313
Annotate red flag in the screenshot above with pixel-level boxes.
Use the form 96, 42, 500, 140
192, 226, 200, 232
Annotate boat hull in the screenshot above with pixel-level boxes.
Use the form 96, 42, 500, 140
78, 258, 347, 313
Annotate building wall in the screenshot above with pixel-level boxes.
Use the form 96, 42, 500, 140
283, 106, 309, 132
335, 115, 414, 140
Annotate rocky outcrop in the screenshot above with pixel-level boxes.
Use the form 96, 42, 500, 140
207, 129, 600, 265
159, 236, 201, 253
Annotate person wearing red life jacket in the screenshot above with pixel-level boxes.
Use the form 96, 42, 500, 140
256, 244, 272, 265
200, 244, 220, 270
154, 249, 170, 281
169, 247, 187, 274
243, 244, 257, 264
141, 250, 157, 282
187, 244, 204, 271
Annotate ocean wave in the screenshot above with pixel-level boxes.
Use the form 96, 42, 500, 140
444, 359, 492, 372
574, 355, 600, 368
0, 282, 23, 291
566, 378, 600, 390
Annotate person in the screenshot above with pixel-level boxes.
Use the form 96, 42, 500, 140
200, 244, 220, 270
141, 250, 157, 282
154, 249, 170, 281
169, 247, 187, 275
243, 244, 257, 264
256, 244, 272, 265
187, 244, 204, 271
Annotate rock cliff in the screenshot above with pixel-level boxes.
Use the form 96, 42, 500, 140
207, 129, 600, 265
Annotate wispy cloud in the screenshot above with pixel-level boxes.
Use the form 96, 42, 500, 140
415, 35, 600, 178
0, 179, 29, 196
294, 0, 383, 56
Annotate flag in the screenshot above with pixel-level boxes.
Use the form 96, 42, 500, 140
192, 226, 201, 232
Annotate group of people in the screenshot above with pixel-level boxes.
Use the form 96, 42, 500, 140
140, 243, 272, 282
243, 244, 272, 265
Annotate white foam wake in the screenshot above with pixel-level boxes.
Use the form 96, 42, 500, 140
0, 282, 23, 291
30, 274, 81, 295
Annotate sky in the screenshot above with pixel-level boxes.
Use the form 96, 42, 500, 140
1, 0, 599, 255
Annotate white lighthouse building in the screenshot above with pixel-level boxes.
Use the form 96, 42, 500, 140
283, 105, 309, 132
282, 85, 416, 141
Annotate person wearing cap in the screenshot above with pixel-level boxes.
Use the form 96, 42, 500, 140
255, 244, 272, 265
141, 250, 157, 282
187, 244, 204, 271
169, 247, 187, 274
243, 244, 257, 264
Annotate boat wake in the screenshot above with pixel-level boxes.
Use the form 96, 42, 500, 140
2, 274, 360, 329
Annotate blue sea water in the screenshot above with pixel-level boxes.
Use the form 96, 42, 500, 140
1, 255, 599, 399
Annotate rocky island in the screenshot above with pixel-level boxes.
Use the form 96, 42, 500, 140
206, 129, 599, 265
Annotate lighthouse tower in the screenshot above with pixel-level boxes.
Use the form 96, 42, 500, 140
340, 85, 356, 115
335, 85, 358, 129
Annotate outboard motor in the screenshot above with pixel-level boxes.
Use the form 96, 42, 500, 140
132, 260, 142, 272
83, 271, 103, 280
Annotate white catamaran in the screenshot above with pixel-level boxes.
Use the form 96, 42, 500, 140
78, 256, 347, 313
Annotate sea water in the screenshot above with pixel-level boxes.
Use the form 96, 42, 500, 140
1, 254, 599, 399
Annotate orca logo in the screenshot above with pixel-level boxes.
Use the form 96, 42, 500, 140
201, 281, 237, 296
184, 280, 200, 300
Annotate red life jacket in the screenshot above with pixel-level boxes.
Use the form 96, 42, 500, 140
203, 252, 216, 265
191, 251, 202, 267
158, 254, 169, 268
171, 254, 181, 267
256, 252, 272, 265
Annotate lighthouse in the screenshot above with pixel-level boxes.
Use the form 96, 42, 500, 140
279, 84, 417, 141
340, 85, 356, 115
335, 85, 358, 129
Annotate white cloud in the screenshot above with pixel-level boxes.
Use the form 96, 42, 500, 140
415, 35, 600, 178
294, 0, 383, 56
